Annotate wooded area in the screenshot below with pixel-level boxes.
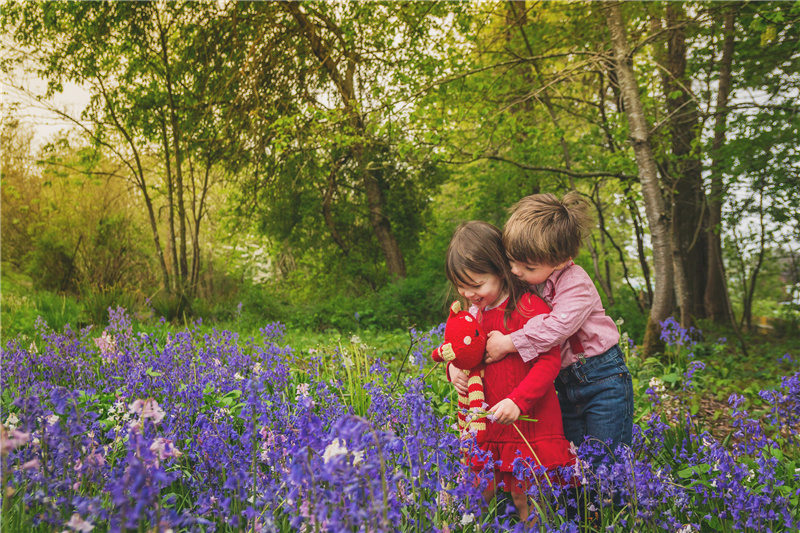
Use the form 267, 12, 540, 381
2, 1, 799, 354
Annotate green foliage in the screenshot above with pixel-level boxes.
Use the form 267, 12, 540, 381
0, 279, 83, 341
80, 284, 142, 327
150, 293, 193, 324
24, 227, 78, 293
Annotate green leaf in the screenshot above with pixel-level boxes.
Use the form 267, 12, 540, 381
146, 367, 163, 377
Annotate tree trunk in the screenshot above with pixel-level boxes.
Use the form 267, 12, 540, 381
706, 6, 736, 324
605, 3, 674, 356
157, 16, 190, 294
362, 160, 407, 278
160, 117, 180, 292
599, 72, 653, 307
97, 77, 171, 295
285, 1, 407, 278
742, 192, 767, 331
662, 3, 708, 325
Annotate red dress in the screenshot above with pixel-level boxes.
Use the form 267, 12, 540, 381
473, 293, 575, 493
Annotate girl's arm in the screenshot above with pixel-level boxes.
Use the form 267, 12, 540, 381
488, 344, 561, 424
447, 363, 469, 396
506, 343, 561, 412
509, 271, 596, 363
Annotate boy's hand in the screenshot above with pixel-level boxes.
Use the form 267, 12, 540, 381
485, 331, 515, 364
448, 365, 469, 396
488, 398, 521, 425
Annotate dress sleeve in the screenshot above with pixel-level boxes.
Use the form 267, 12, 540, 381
510, 271, 595, 362
506, 343, 561, 413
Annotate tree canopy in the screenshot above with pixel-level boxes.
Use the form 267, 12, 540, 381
2, 1, 798, 350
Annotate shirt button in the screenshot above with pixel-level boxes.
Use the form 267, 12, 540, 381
561, 313, 567, 319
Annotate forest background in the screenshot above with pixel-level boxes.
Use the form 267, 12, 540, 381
2, 0, 799, 357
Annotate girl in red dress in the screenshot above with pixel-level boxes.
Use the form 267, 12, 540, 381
443, 221, 575, 523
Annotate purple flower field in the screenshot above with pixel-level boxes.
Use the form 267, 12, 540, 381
1, 308, 798, 532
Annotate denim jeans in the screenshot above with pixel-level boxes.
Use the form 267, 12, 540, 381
555, 344, 633, 462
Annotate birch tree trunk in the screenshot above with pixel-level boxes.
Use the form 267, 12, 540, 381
605, 3, 674, 356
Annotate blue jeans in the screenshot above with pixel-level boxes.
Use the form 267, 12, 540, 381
555, 344, 633, 462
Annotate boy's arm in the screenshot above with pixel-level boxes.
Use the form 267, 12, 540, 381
510, 274, 596, 362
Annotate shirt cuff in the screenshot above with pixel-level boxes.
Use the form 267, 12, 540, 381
510, 329, 539, 363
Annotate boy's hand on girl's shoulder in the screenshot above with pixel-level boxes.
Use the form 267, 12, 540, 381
448, 365, 469, 396
484, 331, 515, 364
488, 398, 521, 425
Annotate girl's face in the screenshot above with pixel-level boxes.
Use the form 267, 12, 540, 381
456, 270, 506, 310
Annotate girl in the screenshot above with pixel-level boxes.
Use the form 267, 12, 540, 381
485, 192, 634, 463
444, 221, 575, 523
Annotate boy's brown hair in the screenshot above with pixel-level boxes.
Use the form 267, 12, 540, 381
445, 221, 531, 323
503, 191, 593, 266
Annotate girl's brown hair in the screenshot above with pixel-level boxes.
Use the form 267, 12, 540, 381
503, 191, 592, 266
445, 221, 531, 324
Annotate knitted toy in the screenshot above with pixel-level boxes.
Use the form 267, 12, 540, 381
431, 301, 488, 444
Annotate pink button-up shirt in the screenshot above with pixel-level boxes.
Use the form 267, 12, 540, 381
509, 263, 619, 369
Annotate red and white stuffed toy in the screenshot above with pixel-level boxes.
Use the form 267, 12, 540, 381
431, 301, 488, 444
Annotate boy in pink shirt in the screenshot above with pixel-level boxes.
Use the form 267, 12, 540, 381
485, 192, 634, 462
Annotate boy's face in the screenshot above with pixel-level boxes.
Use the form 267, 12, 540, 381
509, 259, 570, 286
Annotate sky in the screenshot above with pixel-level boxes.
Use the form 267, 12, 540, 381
2, 64, 92, 150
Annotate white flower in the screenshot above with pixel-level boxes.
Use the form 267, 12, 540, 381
253, 362, 262, 375
94, 331, 118, 361
350, 335, 361, 345
234, 372, 245, 380
615, 318, 625, 326
22, 458, 41, 470
150, 437, 182, 461
65, 513, 94, 532
295, 383, 310, 400
648, 377, 665, 393
29, 342, 38, 354
0, 428, 31, 455
4, 413, 19, 431
322, 439, 348, 463
128, 398, 166, 424
460, 513, 475, 526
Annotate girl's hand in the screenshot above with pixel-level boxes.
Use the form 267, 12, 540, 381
485, 331, 515, 364
448, 365, 469, 396
488, 398, 521, 425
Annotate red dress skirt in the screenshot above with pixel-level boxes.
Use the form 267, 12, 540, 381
472, 293, 576, 493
